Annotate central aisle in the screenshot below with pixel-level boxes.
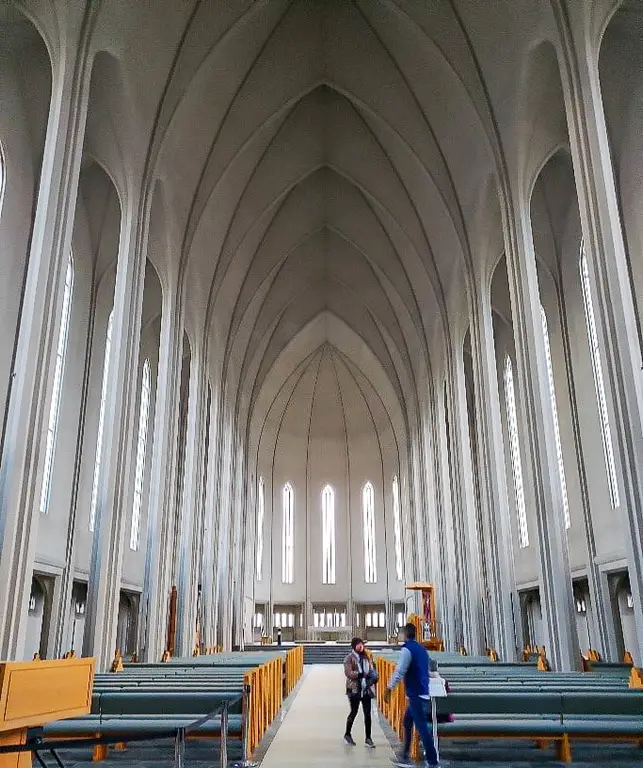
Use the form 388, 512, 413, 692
259, 664, 396, 767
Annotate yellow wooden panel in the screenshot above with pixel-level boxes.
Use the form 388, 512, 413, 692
0, 658, 94, 731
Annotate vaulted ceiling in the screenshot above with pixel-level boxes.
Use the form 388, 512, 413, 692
77, 0, 618, 439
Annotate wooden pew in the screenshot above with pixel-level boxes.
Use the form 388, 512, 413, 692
0, 657, 94, 768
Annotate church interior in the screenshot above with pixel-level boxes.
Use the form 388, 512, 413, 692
0, 1, 642, 766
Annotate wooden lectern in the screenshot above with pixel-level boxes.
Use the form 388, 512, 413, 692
406, 582, 443, 650
0, 657, 94, 768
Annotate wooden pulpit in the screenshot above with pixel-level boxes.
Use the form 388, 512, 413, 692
0, 657, 94, 767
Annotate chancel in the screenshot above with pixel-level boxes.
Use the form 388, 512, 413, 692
0, 1, 642, 766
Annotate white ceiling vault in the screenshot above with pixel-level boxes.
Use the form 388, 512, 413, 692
38, 0, 619, 452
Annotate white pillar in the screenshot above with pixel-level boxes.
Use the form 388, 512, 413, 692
141, 289, 183, 661
446, 342, 485, 655
423, 396, 450, 643
176, 351, 206, 657
503, 201, 579, 671
433, 383, 459, 649
0, 7, 96, 660
469, 289, 519, 660
201, 384, 220, 649
553, 3, 643, 662
82, 200, 147, 669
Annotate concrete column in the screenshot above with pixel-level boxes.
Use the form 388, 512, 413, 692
200, 386, 219, 649
553, 3, 643, 662
423, 396, 449, 644
446, 343, 485, 655
503, 201, 579, 670
141, 290, 183, 661
409, 416, 427, 582
215, 410, 235, 650
82, 197, 149, 669
433, 384, 459, 649
0, 7, 98, 659
175, 350, 206, 657
553, 289, 613, 658
469, 289, 519, 660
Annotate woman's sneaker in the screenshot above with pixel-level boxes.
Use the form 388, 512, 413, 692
344, 734, 356, 746
365, 738, 375, 748
391, 756, 414, 767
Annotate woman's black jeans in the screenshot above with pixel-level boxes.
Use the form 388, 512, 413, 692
345, 693, 372, 739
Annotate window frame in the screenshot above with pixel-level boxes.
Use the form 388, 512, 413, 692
579, 244, 620, 509
40, 255, 74, 514
129, 358, 152, 550
503, 355, 529, 548
392, 475, 403, 581
321, 484, 336, 585
256, 477, 265, 581
540, 305, 570, 529
282, 483, 294, 584
89, 311, 114, 532
362, 481, 377, 584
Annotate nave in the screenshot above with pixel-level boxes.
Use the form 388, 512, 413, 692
2, 0, 643, 765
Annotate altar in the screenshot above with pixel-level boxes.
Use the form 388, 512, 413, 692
307, 626, 353, 642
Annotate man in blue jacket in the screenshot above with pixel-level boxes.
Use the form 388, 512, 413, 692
383, 623, 439, 767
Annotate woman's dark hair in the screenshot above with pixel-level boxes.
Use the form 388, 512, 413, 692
351, 637, 364, 650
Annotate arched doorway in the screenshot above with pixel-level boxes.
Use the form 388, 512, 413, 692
116, 591, 139, 656
609, 572, 637, 660
25, 574, 54, 659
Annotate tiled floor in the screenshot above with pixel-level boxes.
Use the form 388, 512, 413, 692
259, 664, 395, 767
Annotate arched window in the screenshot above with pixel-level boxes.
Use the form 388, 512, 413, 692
130, 359, 151, 550
580, 244, 620, 508
321, 485, 336, 584
40, 255, 74, 514
282, 483, 294, 584
540, 305, 570, 529
256, 477, 265, 581
363, 482, 377, 583
392, 475, 403, 581
89, 311, 114, 532
503, 356, 529, 548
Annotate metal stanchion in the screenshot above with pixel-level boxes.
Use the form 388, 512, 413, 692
220, 703, 229, 767
174, 727, 185, 768
232, 684, 257, 768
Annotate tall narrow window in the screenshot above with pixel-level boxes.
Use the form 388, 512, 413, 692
282, 483, 294, 584
321, 485, 336, 584
130, 359, 151, 550
580, 245, 620, 508
503, 356, 529, 548
363, 482, 377, 583
89, 312, 113, 532
256, 477, 265, 581
40, 256, 74, 514
540, 306, 570, 528
392, 475, 403, 581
